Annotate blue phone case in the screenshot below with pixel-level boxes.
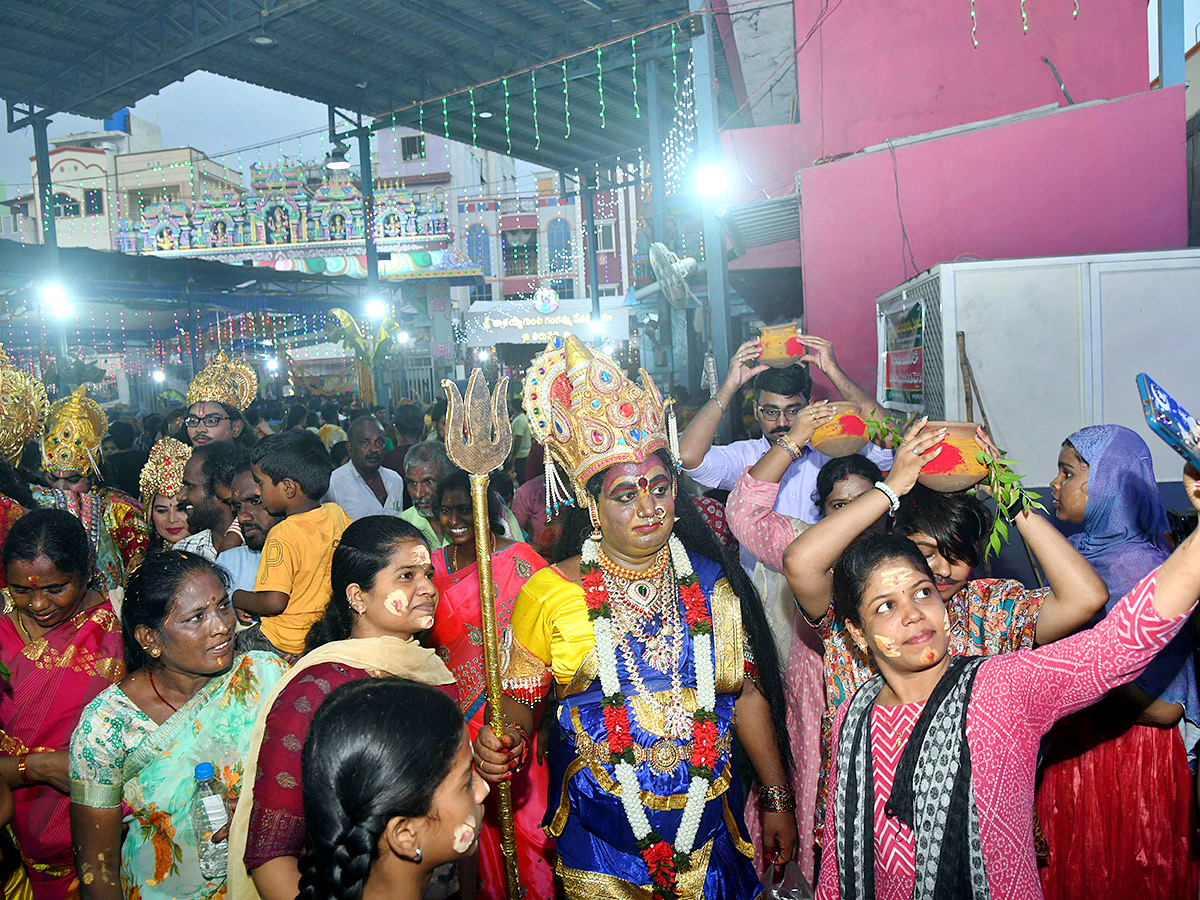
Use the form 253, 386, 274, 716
1137, 373, 1200, 471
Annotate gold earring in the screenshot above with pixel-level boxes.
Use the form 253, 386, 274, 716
587, 499, 602, 543
148, 647, 161, 658
1, 589, 12, 615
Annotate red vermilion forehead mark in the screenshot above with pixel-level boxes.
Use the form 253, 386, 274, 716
27, 575, 38, 586
602, 458, 669, 492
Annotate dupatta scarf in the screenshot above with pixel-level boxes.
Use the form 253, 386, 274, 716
0, 602, 123, 900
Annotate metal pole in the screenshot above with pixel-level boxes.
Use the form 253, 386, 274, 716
581, 175, 602, 341
357, 129, 381, 291
32, 113, 69, 396
690, 0, 732, 436
645, 60, 668, 244
1158, 0, 1185, 88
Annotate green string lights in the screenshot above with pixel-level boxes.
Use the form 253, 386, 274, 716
563, 60, 571, 138
532, 69, 541, 150
971, 0, 978, 47
596, 47, 606, 129
469, 87, 477, 146
442, 97, 449, 140
1020, 0, 1028, 32
503, 77, 512, 154
417, 103, 426, 175
631, 35, 640, 119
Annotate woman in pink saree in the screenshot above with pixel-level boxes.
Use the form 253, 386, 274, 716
0, 510, 124, 900
427, 469, 554, 900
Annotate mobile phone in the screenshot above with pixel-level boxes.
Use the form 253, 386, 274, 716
1136, 373, 1200, 471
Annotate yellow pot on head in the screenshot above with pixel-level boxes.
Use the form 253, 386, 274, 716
758, 321, 806, 368
917, 422, 988, 492
810, 403, 869, 458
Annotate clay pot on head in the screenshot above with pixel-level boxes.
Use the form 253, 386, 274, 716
917, 421, 988, 492
810, 403, 869, 458
758, 321, 806, 368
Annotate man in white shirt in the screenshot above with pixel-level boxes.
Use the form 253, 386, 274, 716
679, 334, 893, 572
216, 465, 283, 595
323, 415, 405, 519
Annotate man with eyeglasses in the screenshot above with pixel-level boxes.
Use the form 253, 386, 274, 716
322, 415, 406, 519
185, 351, 258, 446
678, 333, 892, 572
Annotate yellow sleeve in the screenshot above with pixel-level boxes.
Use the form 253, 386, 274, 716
254, 524, 298, 594
509, 567, 595, 686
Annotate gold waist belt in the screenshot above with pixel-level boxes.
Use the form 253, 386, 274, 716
574, 728, 732, 776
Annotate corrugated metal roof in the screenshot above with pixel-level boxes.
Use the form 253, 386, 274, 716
0, 0, 734, 171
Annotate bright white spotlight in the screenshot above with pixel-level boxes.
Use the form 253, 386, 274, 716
692, 161, 729, 200
588, 317, 604, 335
603, 343, 616, 355
478, 349, 491, 362
40, 282, 73, 321
266, 358, 280, 373
152, 369, 166, 383
364, 298, 387, 321
396, 331, 410, 345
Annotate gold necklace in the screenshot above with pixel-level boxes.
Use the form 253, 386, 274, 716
596, 544, 670, 583
16, 614, 34, 644
451, 534, 495, 573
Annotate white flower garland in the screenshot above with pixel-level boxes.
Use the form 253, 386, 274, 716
582, 534, 718, 870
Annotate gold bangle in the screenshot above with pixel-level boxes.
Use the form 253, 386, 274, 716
775, 435, 803, 460
17, 752, 32, 785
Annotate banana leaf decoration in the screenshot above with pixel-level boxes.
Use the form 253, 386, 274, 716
324, 307, 400, 406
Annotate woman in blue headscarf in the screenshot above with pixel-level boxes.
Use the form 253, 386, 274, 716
1036, 425, 1199, 899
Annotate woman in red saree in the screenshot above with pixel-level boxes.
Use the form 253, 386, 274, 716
427, 468, 554, 900
0, 510, 124, 900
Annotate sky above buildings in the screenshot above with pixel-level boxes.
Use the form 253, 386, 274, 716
1, 2, 1196, 200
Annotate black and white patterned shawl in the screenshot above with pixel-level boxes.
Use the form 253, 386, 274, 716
833, 656, 989, 900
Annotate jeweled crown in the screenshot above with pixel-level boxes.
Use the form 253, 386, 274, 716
139, 437, 192, 510
523, 335, 676, 510
42, 385, 106, 477
0, 346, 49, 468
187, 351, 258, 411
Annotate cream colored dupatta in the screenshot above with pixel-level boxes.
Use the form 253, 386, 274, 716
227, 636, 456, 900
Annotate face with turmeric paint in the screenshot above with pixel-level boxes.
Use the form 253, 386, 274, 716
397, 726, 488, 868
846, 557, 950, 676
349, 538, 439, 639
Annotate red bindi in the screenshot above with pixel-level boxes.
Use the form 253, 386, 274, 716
636, 476, 650, 491
27, 576, 37, 586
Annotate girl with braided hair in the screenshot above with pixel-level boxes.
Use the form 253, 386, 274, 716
297, 678, 488, 900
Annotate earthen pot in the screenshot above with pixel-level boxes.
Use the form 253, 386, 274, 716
810, 403, 869, 458
757, 321, 806, 368
917, 421, 988, 492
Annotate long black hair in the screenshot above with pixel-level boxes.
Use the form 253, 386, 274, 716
122, 551, 228, 672
895, 484, 993, 569
297, 678, 464, 900
0, 458, 37, 511
556, 449, 793, 778
305, 516, 430, 654
2, 508, 91, 585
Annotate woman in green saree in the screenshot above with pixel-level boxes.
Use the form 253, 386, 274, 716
69, 551, 287, 900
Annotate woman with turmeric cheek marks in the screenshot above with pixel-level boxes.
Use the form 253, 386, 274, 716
815, 515, 1200, 899
783, 419, 1109, 853
227, 517, 461, 900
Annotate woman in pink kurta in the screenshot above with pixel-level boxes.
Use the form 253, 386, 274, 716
813, 526, 1200, 900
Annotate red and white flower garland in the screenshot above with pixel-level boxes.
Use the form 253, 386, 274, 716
581, 534, 720, 900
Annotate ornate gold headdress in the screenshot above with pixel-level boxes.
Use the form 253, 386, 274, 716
42, 385, 106, 477
186, 351, 258, 411
0, 346, 49, 468
139, 437, 192, 510
523, 334, 677, 512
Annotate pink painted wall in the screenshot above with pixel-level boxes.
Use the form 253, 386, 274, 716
792, 0, 1150, 164
722, 124, 806, 270
797, 86, 1187, 394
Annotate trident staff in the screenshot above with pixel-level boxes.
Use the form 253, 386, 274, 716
442, 370, 521, 899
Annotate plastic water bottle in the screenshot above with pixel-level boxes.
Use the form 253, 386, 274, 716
190, 762, 229, 881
